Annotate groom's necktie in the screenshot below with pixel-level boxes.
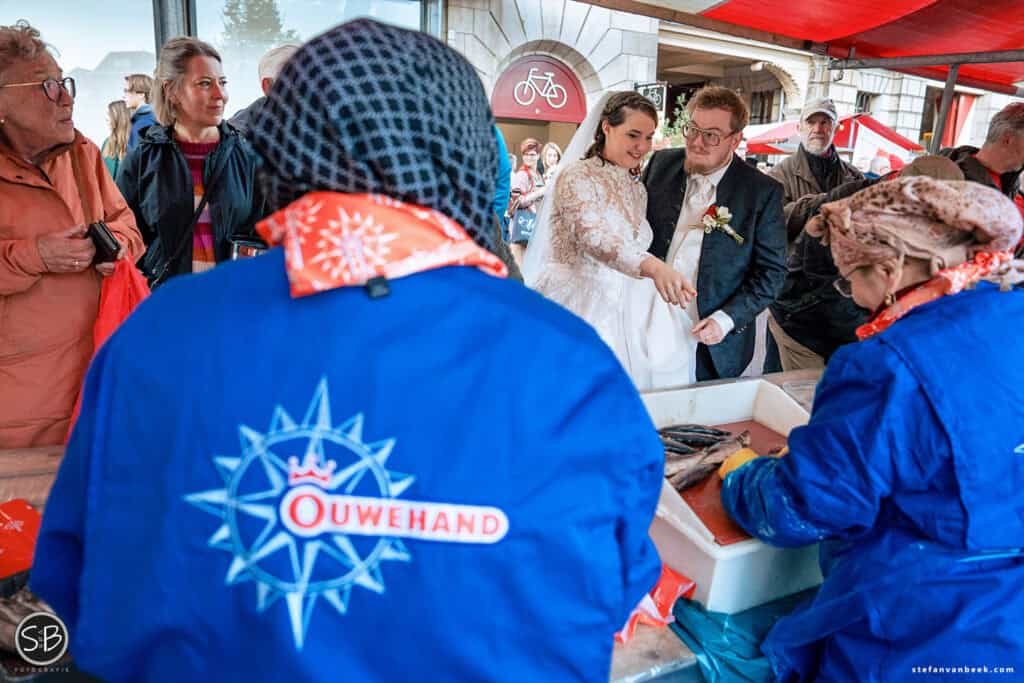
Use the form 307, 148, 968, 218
667, 174, 716, 321
667, 174, 714, 264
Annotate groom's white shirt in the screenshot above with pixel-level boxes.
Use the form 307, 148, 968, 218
666, 161, 735, 334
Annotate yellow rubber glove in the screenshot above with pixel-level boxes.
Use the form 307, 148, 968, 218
775, 445, 789, 457
717, 447, 760, 479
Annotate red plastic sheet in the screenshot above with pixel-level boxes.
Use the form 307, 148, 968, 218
0, 500, 41, 581
616, 564, 696, 643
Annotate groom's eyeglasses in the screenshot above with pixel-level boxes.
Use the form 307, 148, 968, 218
682, 123, 736, 148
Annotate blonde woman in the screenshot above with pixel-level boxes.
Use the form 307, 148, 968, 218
101, 100, 130, 178
541, 141, 562, 183
116, 37, 264, 286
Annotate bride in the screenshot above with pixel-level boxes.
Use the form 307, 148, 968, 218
523, 92, 700, 390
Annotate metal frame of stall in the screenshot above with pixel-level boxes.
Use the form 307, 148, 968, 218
828, 49, 1024, 154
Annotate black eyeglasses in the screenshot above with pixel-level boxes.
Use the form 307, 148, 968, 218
833, 276, 853, 298
0, 77, 76, 102
833, 266, 863, 298
682, 123, 736, 148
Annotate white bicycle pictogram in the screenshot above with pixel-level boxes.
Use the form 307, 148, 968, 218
513, 68, 568, 109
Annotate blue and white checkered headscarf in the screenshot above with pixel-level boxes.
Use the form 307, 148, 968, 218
249, 19, 499, 251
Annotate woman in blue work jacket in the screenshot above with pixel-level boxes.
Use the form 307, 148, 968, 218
719, 176, 1024, 681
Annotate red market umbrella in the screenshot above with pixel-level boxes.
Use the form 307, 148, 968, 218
744, 114, 924, 158
744, 120, 799, 155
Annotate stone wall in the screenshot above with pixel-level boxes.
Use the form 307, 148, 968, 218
808, 63, 929, 142
447, 0, 659, 109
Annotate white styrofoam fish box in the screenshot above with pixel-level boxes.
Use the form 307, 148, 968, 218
642, 379, 823, 614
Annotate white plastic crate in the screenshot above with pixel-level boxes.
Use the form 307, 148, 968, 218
643, 379, 823, 614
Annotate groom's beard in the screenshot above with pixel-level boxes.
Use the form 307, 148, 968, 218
684, 156, 729, 176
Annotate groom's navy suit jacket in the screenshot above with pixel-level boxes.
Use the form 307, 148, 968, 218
643, 150, 787, 378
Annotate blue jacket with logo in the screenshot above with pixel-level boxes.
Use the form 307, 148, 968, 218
32, 250, 663, 682
722, 283, 1024, 681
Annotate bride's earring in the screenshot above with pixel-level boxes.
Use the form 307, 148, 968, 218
884, 291, 896, 306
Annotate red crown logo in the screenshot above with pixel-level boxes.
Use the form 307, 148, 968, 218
287, 454, 337, 488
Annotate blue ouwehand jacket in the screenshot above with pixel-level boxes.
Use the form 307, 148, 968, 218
723, 283, 1024, 681
32, 249, 663, 683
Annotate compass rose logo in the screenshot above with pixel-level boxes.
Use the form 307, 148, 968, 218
185, 378, 508, 650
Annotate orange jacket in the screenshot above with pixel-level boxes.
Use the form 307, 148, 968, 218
0, 132, 144, 448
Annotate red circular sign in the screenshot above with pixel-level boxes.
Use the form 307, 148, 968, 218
491, 56, 587, 123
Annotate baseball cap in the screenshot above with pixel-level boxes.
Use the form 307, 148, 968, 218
801, 97, 837, 123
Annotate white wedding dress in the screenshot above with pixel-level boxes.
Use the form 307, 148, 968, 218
526, 155, 697, 391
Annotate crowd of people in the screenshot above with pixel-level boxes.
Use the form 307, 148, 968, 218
1, 15, 1023, 682
509, 90, 1024, 386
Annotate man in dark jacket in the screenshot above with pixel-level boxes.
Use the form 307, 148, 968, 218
768, 156, 965, 370
941, 102, 1024, 205
942, 102, 1024, 260
644, 86, 787, 381
768, 97, 864, 242
123, 73, 156, 152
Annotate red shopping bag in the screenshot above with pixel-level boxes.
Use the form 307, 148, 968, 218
92, 258, 150, 345
65, 260, 150, 442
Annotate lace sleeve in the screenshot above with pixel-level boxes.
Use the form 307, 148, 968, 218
557, 165, 648, 278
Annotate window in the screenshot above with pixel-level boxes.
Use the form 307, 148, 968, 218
855, 91, 877, 115
12, 2, 157, 147
194, 0, 423, 124
749, 90, 775, 125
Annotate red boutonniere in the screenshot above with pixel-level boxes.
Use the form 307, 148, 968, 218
699, 205, 744, 245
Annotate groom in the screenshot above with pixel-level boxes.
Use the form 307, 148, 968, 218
643, 86, 786, 381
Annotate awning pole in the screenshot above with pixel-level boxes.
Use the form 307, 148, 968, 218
930, 65, 961, 154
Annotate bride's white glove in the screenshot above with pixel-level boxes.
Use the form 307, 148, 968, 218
640, 256, 696, 307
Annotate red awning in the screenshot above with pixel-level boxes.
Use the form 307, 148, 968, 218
701, 0, 1024, 92
588, 0, 1024, 94
744, 114, 925, 156
833, 114, 925, 153
743, 120, 798, 155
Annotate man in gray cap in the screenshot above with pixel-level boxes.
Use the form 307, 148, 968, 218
768, 97, 863, 242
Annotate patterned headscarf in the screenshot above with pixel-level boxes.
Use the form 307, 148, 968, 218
808, 176, 1023, 274
248, 19, 498, 251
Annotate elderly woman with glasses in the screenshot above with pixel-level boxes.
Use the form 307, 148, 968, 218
717, 176, 1024, 680
0, 21, 143, 448
32, 20, 663, 682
